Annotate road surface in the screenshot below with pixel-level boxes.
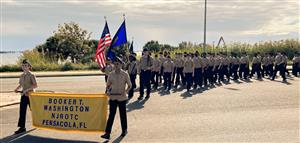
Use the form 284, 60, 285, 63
1, 76, 299, 142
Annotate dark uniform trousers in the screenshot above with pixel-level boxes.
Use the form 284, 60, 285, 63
221, 65, 230, 82
175, 67, 184, 86
18, 95, 30, 128
213, 68, 219, 83
159, 66, 164, 83
267, 64, 274, 77
262, 65, 268, 77
139, 70, 151, 97
163, 72, 172, 90
128, 74, 136, 99
151, 71, 159, 89
292, 63, 299, 76
239, 64, 248, 79
232, 64, 239, 80
272, 64, 286, 80
193, 68, 202, 88
105, 100, 127, 134
171, 68, 176, 84
208, 66, 214, 84
185, 73, 193, 90
251, 64, 261, 78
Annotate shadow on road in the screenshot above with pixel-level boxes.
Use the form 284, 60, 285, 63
126, 98, 148, 112
1, 130, 98, 143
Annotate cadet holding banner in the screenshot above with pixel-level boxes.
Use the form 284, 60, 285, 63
101, 58, 132, 140
14, 59, 38, 134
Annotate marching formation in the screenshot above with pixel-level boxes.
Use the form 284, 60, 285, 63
105, 49, 300, 100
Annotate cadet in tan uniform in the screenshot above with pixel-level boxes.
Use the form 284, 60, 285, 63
239, 52, 249, 79
151, 54, 161, 89
207, 53, 215, 85
231, 53, 240, 80
220, 53, 230, 82
159, 52, 166, 84
193, 51, 202, 89
261, 54, 268, 78
292, 52, 300, 77
14, 59, 38, 134
101, 58, 132, 140
272, 52, 286, 81
127, 54, 137, 100
213, 53, 222, 83
174, 53, 185, 88
267, 53, 275, 78
202, 53, 210, 86
250, 53, 262, 79
163, 55, 174, 91
137, 49, 153, 100
183, 53, 194, 91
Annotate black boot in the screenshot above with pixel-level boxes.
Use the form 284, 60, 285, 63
14, 128, 26, 134
101, 133, 110, 139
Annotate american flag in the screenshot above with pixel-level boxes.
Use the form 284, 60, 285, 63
95, 21, 111, 69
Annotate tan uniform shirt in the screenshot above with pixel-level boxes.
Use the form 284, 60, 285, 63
107, 70, 132, 101
262, 57, 268, 66
231, 57, 239, 65
193, 57, 202, 68
19, 72, 37, 96
163, 60, 174, 73
175, 58, 184, 68
127, 61, 137, 75
152, 58, 161, 72
240, 56, 248, 64
208, 57, 215, 66
274, 55, 282, 65
183, 59, 194, 73
139, 56, 153, 71
222, 57, 229, 66
252, 57, 260, 64
202, 57, 209, 67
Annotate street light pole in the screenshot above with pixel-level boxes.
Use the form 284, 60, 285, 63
203, 0, 207, 53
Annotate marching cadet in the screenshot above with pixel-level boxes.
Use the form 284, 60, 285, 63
239, 52, 249, 79
163, 55, 174, 91
257, 52, 263, 77
292, 52, 300, 77
228, 53, 234, 77
202, 53, 209, 86
231, 53, 240, 80
127, 54, 137, 100
151, 54, 161, 89
101, 58, 132, 140
283, 52, 290, 76
193, 51, 202, 89
213, 53, 222, 83
250, 53, 262, 79
158, 52, 165, 84
137, 49, 153, 100
221, 53, 230, 82
14, 59, 38, 134
183, 53, 194, 91
272, 52, 286, 82
174, 53, 185, 88
267, 53, 275, 78
207, 53, 215, 85
261, 54, 268, 78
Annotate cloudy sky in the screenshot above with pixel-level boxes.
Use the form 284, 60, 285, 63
1, 0, 299, 52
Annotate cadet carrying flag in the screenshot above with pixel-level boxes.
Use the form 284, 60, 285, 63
129, 40, 134, 54
95, 21, 111, 69
107, 20, 127, 61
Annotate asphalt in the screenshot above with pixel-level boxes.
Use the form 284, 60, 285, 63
0, 75, 299, 142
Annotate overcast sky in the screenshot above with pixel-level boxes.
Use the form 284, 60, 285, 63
1, 0, 299, 52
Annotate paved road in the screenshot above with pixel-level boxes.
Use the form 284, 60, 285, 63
1, 76, 299, 142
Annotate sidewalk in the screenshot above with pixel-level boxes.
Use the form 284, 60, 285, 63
0, 70, 104, 78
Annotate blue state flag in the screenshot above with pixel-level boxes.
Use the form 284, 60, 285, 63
107, 20, 127, 61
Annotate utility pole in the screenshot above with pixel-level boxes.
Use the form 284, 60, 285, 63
203, 0, 207, 53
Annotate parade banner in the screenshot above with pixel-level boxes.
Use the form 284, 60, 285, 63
29, 92, 108, 133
